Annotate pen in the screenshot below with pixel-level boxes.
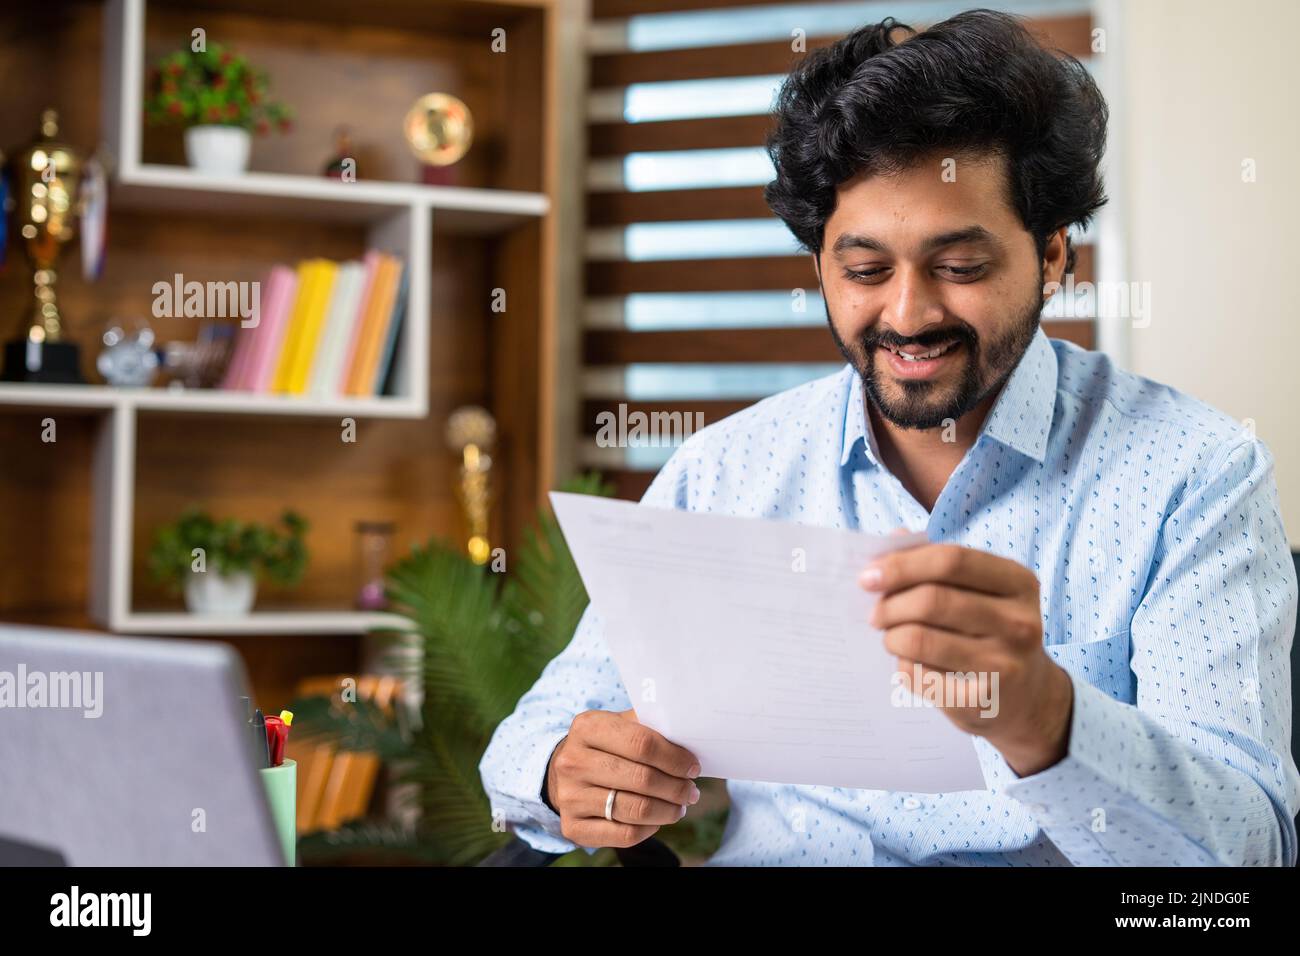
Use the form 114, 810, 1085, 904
264, 715, 282, 767
272, 710, 293, 766
265, 715, 293, 767
277, 710, 293, 766
253, 708, 268, 768
242, 697, 261, 768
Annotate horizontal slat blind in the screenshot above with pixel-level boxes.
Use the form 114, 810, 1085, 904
586, 319, 1096, 366
590, 14, 1093, 85
594, 0, 800, 16
582, 1, 1098, 499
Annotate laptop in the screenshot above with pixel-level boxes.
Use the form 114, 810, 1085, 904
0, 623, 285, 866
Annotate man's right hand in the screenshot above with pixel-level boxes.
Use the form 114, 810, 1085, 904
545, 708, 702, 849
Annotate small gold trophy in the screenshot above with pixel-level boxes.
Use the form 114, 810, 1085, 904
2, 109, 86, 383
445, 405, 496, 565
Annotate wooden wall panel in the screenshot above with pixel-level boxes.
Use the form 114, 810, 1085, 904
488, 221, 544, 556
0, 414, 97, 611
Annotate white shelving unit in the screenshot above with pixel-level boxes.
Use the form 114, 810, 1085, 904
0, 0, 549, 635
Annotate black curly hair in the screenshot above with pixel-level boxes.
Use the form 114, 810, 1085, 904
763, 8, 1108, 276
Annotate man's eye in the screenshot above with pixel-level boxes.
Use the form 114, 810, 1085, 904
843, 264, 989, 284
940, 264, 989, 279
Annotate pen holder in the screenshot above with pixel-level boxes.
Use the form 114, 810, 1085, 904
259, 758, 297, 866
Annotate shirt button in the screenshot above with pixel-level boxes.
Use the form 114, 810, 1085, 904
901, 796, 922, 810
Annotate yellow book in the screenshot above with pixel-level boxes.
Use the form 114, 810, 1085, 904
345, 256, 400, 396
271, 260, 319, 393
286, 259, 339, 394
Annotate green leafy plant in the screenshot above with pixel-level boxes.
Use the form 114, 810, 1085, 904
291, 472, 729, 867
148, 508, 309, 594
144, 43, 292, 133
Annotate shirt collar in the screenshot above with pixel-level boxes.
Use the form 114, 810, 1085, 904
839, 324, 1058, 469
839, 364, 874, 468
980, 323, 1058, 463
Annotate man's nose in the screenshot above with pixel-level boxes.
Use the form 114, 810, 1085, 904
882, 265, 945, 338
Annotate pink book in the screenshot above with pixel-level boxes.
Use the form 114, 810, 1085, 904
220, 268, 272, 391
244, 266, 298, 393
337, 250, 382, 395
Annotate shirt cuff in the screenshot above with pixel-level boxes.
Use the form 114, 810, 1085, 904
1000, 669, 1117, 809
507, 728, 597, 857
997, 670, 1134, 863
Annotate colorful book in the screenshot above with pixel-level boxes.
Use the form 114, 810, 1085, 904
337, 251, 381, 397
372, 261, 408, 396
270, 261, 320, 393
242, 266, 298, 393
218, 270, 267, 391
215, 251, 411, 397
285, 259, 339, 394
344, 255, 401, 396
308, 260, 366, 398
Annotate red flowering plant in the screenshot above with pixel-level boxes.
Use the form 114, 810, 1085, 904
144, 43, 292, 134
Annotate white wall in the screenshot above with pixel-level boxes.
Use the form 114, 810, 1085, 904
1114, 0, 1300, 545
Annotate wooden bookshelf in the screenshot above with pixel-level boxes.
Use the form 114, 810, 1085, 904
0, 0, 582, 651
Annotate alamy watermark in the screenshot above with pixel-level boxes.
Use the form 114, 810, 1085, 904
152, 273, 260, 328
890, 664, 1000, 717
0, 664, 103, 718
1044, 274, 1152, 328
595, 403, 706, 448
50, 886, 150, 935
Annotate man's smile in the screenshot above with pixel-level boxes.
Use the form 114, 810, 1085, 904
877, 339, 964, 379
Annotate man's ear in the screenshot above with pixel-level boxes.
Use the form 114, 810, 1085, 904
1041, 227, 1068, 292
812, 250, 823, 288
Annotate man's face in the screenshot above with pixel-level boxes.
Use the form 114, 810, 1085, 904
817, 151, 1048, 431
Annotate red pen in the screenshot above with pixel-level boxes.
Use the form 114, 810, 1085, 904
264, 715, 284, 767
263, 710, 294, 766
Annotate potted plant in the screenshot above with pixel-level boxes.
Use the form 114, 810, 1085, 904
148, 508, 309, 615
144, 42, 293, 176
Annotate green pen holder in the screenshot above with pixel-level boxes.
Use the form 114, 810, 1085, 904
259, 758, 297, 866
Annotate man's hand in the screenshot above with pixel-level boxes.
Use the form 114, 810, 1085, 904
860, 539, 1074, 777
545, 709, 702, 848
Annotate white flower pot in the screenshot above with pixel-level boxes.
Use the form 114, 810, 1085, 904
184, 568, 257, 615
184, 125, 251, 176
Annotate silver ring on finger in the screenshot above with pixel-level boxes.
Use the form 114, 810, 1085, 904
604, 787, 618, 821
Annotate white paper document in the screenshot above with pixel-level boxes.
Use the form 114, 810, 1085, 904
549, 492, 987, 793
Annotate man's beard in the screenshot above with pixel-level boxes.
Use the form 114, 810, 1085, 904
825, 284, 1044, 431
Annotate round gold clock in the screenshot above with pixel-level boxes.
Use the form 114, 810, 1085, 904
402, 92, 473, 167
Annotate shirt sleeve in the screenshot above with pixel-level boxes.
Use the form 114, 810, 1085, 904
478, 446, 697, 856
1001, 435, 1300, 866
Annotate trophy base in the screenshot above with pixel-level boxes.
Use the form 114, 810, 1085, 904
1, 339, 85, 384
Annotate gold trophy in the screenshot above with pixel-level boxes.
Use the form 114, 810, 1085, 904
2, 109, 86, 383
445, 405, 496, 565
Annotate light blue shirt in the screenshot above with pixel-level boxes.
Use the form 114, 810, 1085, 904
479, 326, 1300, 865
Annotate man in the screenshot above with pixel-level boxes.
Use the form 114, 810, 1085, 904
479, 9, 1300, 865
